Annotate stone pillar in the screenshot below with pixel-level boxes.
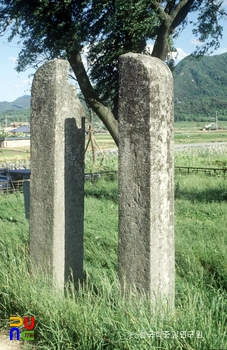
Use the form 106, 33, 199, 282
30, 59, 85, 290
118, 53, 174, 307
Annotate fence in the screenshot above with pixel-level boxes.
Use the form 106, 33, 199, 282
0, 170, 118, 194
0, 167, 226, 195
0, 179, 24, 194
175, 166, 227, 176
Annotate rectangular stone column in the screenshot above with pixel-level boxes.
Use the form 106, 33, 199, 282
118, 53, 174, 307
30, 59, 85, 290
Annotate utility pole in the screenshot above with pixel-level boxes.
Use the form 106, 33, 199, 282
216, 111, 218, 130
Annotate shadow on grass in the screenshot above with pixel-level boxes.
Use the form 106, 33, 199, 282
175, 184, 227, 203
175, 250, 227, 292
84, 176, 118, 203
85, 177, 227, 204
199, 258, 227, 291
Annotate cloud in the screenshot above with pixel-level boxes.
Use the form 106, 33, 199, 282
8, 56, 17, 64
191, 39, 203, 46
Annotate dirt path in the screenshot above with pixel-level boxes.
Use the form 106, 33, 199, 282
0, 332, 24, 350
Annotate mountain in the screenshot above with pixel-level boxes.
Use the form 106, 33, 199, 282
174, 52, 227, 121
2, 52, 227, 123
0, 95, 31, 114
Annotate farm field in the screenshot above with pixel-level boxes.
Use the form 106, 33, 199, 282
0, 148, 30, 168
85, 132, 116, 151
90, 130, 227, 147
175, 130, 227, 144
80, 128, 227, 147
174, 120, 227, 130
174, 121, 227, 144
0, 147, 227, 349
1, 132, 227, 166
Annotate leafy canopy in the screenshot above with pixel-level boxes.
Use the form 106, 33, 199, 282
0, 0, 225, 126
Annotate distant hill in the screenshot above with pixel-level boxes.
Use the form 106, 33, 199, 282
2, 53, 227, 124
0, 95, 31, 114
174, 52, 227, 121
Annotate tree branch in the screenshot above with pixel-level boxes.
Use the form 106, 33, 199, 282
170, 0, 195, 32
164, 0, 177, 15
152, 0, 196, 60
151, 14, 171, 60
149, 0, 166, 18
67, 49, 118, 146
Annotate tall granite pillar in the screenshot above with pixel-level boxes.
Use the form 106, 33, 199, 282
118, 53, 174, 307
30, 59, 85, 290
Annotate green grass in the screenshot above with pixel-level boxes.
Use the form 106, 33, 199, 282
85, 152, 118, 173
0, 150, 227, 349
175, 130, 227, 144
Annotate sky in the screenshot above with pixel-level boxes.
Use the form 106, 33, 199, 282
0, 3, 227, 103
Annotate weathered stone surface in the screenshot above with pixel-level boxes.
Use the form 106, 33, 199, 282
30, 59, 85, 290
118, 53, 174, 307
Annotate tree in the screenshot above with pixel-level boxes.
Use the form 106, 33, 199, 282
0, 0, 225, 145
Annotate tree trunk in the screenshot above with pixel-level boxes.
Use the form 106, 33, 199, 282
68, 49, 119, 146
152, 16, 171, 60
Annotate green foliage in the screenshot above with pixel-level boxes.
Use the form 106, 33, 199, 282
174, 53, 227, 121
85, 153, 118, 173
192, 0, 224, 55
0, 0, 88, 70
0, 110, 30, 128
0, 129, 7, 139
86, 0, 159, 111
0, 0, 226, 116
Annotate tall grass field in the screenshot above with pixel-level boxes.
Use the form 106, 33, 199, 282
0, 147, 227, 349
